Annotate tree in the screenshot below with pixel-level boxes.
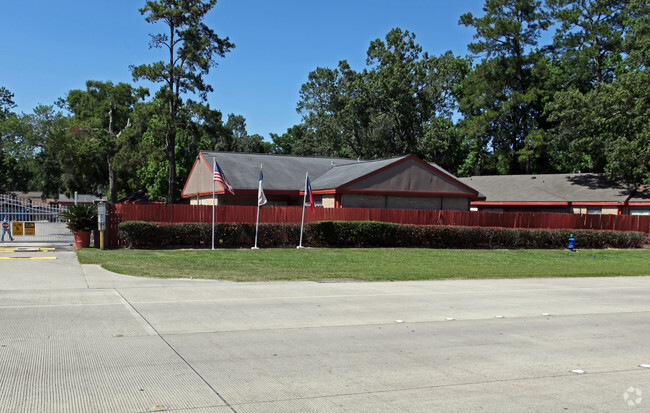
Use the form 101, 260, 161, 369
131, 0, 234, 203
365, 31, 467, 161
124, 98, 267, 201
546, 0, 627, 89
0, 87, 23, 193
621, 0, 649, 71
295, 28, 469, 170
547, 0, 650, 187
548, 70, 649, 187
61, 81, 148, 202
0, 87, 14, 117
224, 114, 272, 153
458, 0, 551, 175
297, 62, 371, 158
270, 124, 306, 154
121, 97, 177, 202
15, 105, 70, 197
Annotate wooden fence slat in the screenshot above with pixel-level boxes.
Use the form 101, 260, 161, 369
107, 203, 650, 245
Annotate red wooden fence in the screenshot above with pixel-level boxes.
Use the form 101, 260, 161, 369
107, 203, 650, 246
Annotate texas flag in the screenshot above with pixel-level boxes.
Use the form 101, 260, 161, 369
306, 176, 315, 213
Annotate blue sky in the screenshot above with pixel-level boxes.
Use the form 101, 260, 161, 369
1, 1, 485, 139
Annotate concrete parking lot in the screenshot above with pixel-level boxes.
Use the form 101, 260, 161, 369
1, 244, 649, 412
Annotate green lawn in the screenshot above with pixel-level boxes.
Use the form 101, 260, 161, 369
76, 248, 650, 282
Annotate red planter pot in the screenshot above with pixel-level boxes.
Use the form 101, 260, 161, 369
73, 231, 91, 249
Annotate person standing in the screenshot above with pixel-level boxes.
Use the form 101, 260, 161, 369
2, 215, 14, 242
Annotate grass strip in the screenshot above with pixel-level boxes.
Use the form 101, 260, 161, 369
76, 248, 650, 282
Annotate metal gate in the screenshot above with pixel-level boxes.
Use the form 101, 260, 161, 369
1, 195, 73, 243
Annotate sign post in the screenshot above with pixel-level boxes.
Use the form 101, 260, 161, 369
96, 201, 107, 250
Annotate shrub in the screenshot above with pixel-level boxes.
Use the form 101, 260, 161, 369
118, 221, 302, 248
308, 221, 396, 247
118, 221, 159, 248
117, 220, 648, 249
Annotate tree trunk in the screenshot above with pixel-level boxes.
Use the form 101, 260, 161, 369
108, 104, 117, 203
108, 158, 117, 204
167, 129, 176, 204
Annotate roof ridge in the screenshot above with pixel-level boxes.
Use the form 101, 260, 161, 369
462, 172, 607, 179
329, 155, 409, 167
201, 150, 366, 163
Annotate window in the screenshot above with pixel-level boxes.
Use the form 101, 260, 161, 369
587, 207, 602, 215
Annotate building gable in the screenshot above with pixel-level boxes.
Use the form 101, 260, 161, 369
181, 154, 216, 197
344, 158, 475, 195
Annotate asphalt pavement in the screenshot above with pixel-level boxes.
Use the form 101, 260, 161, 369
1, 243, 649, 412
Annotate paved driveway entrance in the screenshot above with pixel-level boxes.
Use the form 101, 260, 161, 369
1, 246, 649, 412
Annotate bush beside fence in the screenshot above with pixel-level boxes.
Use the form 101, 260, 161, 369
118, 220, 648, 249
118, 221, 301, 249
108, 204, 650, 248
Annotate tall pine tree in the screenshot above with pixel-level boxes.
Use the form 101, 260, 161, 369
458, 0, 551, 175
131, 0, 233, 203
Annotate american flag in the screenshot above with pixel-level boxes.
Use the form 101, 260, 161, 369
213, 159, 235, 195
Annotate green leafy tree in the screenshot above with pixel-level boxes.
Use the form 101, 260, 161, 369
548, 70, 649, 187
13, 105, 70, 197
0, 88, 18, 193
61, 80, 148, 202
0, 87, 14, 117
297, 62, 369, 157
0, 89, 39, 194
188, 102, 234, 152
125, 98, 264, 201
270, 124, 306, 154
131, 0, 234, 203
120, 97, 173, 201
547, 0, 649, 187
296, 28, 468, 170
621, 0, 648, 71
458, 0, 551, 175
546, 0, 627, 89
365, 31, 468, 162
224, 114, 271, 153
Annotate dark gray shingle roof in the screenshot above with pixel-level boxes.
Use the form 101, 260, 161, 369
458, 173, 631, 202
202, 152, 362, 191
201, 152, 470, 194
311, 156, 408, 190
630, 186, 650, 202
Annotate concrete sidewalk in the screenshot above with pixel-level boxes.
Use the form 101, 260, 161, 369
1, 246, 649, 412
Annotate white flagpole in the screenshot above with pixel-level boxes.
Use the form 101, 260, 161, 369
212, 158, 216, 250
298, 172, 308, 249
252, 164, 262, 249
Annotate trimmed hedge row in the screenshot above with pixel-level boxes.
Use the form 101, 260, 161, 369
308, 221, 647, 249
117, 221, 301, 248
118, 220, 648, 249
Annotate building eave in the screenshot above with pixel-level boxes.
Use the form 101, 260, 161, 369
471, 201, 570, 206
